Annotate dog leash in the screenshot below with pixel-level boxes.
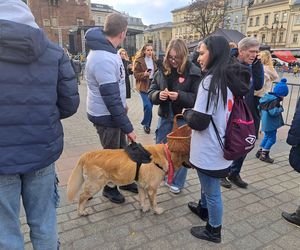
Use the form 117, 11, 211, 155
163, 143, 174, 185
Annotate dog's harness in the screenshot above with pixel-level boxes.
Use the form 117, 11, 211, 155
124, 142, 168, 181
134, 162, 166, 181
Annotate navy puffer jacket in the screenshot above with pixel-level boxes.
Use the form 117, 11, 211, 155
287, 97, 300, 146
0, 20, 79, 174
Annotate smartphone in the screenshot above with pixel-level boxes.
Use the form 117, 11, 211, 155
147, 69, 152, 73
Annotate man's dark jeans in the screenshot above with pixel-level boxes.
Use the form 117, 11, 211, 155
229, 155, 247, 176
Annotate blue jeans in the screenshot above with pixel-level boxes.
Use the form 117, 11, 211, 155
0, 164, 59, 250
140, 92, 153, 128
197, 169, 223, 227
155, 113, 187, 190
260, 130, 277, 150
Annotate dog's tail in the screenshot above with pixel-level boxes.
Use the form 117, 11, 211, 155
67, 155, 85, 202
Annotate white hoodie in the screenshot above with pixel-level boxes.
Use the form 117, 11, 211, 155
0, 0, 39, 28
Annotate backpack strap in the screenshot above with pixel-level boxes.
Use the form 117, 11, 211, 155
211, 118, 224, 151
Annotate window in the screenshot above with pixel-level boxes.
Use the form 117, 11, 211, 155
274, 13, 279, 23
262, 34, 266, 43
49, 0, 58, 6
255, 16, 260, 26
279, 32, 283, 43
43, 19, 50, 27
271, 33, 276, 43
295, 15, 300, 25
234, 16, 238, 23
264, 15, 269, 25
282, 13, 288, 22
51, 17, 57, 27
293, 33, 298, 43
77, 19, 84, 26
249, 18, 253, 27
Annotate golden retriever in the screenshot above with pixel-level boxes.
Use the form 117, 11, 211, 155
67, 144, 189, 216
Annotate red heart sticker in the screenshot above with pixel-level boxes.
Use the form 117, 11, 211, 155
179, 76, 185, 84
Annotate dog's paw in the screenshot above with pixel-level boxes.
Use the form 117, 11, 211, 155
78, 209, 89, 216
153, 207, 164, 215
142, 205, 150, 213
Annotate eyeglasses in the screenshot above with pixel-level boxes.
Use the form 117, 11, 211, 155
167, 56, 180, 62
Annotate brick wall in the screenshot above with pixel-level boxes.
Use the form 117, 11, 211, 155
28, 0, 93, 52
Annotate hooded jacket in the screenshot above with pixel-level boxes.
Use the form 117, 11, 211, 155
258, 93, 284, 132
0, 7, 79, 174
85, 28, 133, 134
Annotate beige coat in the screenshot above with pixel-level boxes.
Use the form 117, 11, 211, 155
255, 66, 279, 97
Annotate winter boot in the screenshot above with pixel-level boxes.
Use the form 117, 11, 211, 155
103, 185, 125, 204
220, 177, 232, 188
255, 148, 262, 158
191, 222, 222, 243
259, 150, 274, 163
188, 200, 208, 221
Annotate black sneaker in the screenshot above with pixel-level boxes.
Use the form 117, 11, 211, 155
188, 201, 208, 221
102, 186, 125, 204
282, 211, 300, 227
220, 177, 232, 189
228, 174, 248, 188
191, 223, 221, 243
119, 183, 138, 194
143, 126, 150, 134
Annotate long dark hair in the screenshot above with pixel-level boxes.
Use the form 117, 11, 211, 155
201, 36, 230, 111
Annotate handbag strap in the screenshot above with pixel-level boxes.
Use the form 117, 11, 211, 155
211, 118, 224, 150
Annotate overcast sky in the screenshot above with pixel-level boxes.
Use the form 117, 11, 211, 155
92, 0, 191, 25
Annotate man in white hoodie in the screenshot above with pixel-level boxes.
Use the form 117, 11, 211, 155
0, 1, 79, 249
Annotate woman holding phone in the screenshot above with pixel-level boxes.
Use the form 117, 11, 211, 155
148, 38, 202, 194
133, 44, 157, 134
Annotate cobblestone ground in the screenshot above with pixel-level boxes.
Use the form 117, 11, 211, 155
22, 74, 300, 249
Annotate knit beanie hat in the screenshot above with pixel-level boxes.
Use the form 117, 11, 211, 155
273, 78, 289, 97
0, 0, 39, 28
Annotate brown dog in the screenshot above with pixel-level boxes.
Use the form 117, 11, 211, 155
67, 144, 188, 216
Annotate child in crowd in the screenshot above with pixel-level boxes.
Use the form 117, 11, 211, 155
256, 78, 289, 163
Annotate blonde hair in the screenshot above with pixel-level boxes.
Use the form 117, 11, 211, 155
260, 50, 274, 69
229, 42, 237, 49
163, 38, 188, 75
118, 48, 129, 61
134, 44, 153, 60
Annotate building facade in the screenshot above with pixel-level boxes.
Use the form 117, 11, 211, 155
225, 0, 249, 34
171, 5, 200, 43
245, 0, 300, 49
27, 0, 93, 53
143, 22, 172, 55
287, 0, 300, 49
90, 3, 145, 56
91, 3, 117, 26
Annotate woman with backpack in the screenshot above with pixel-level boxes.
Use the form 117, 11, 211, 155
183, 36, 250, 243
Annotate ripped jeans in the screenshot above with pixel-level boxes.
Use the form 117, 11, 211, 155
0, 163, 60, 250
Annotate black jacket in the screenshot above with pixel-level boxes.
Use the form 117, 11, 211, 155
148, 61, 202, 118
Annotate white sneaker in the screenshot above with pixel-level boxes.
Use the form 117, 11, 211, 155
164, 181, 171, 188
170, 185, 181, 194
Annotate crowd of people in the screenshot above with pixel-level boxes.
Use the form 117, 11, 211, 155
1, 2, 300, 249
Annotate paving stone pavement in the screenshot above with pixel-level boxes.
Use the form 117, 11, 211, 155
22, 76, 300, 250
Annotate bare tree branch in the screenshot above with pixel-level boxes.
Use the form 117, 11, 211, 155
185, 0, 228, 40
